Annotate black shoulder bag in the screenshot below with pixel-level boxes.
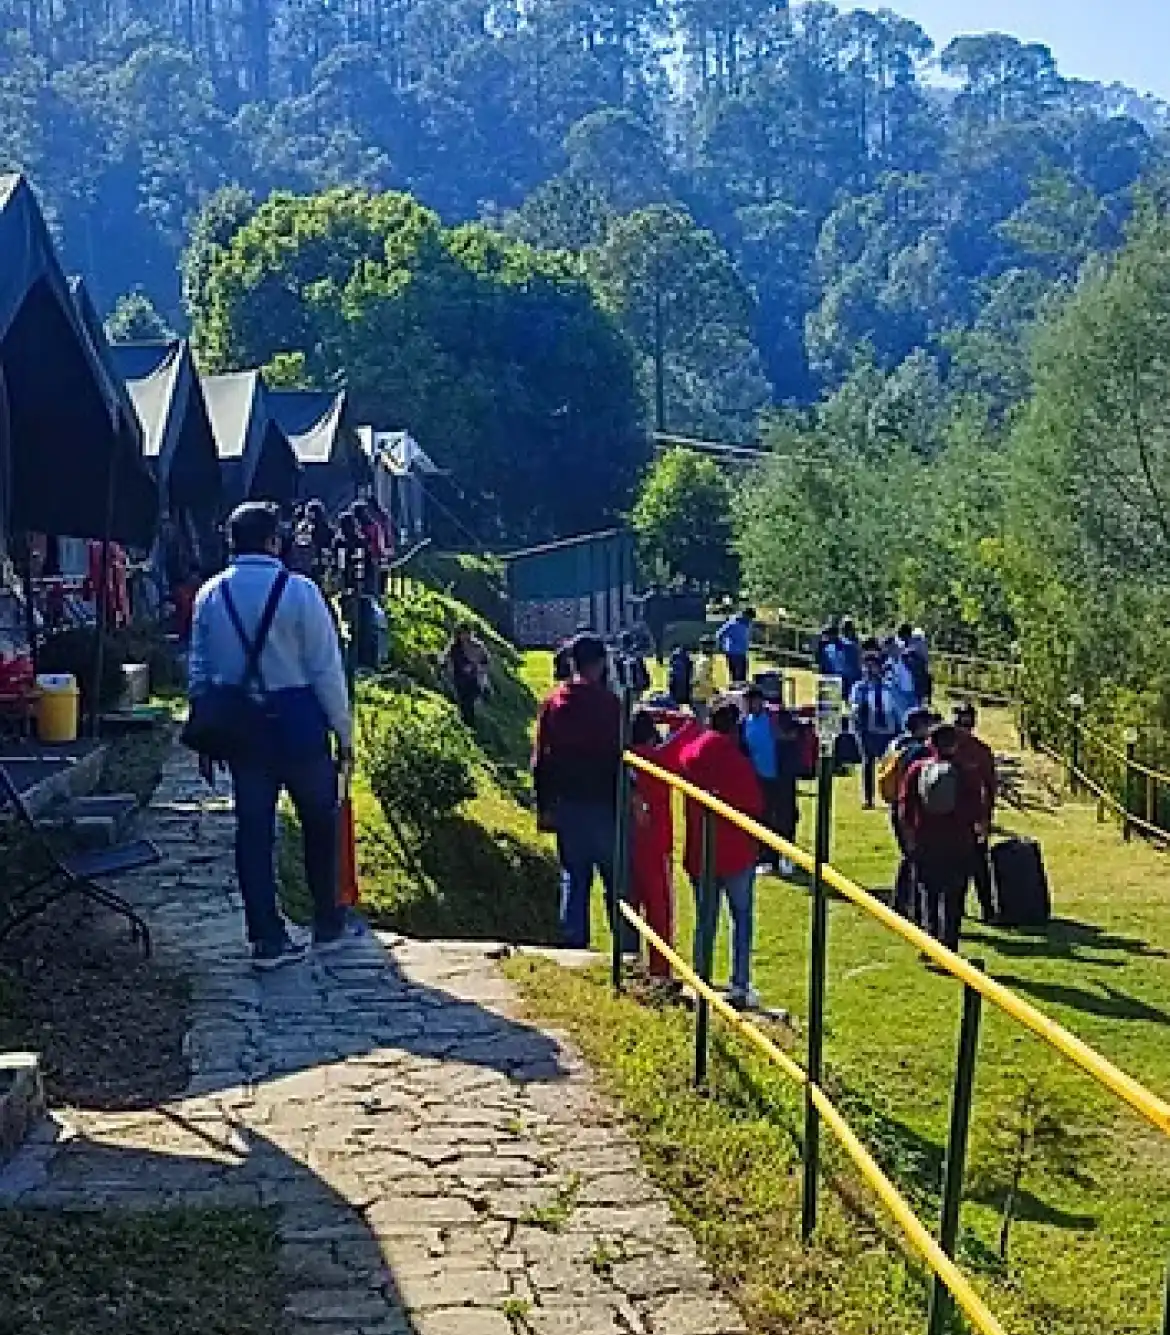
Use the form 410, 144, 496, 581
181, 570, 290, 764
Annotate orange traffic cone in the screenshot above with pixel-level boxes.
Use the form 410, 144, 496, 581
338, 779, 360, 909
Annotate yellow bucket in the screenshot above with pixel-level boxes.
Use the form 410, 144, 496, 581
35, 673, 80, 744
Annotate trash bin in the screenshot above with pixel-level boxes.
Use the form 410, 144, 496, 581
35, 673, 80, 743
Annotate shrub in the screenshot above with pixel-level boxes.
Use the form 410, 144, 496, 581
37, 627, 127, 712
421, 554, 510, 634
362, 692, 477, 839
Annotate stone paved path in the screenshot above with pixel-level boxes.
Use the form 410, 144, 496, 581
0, 750, 746, 1335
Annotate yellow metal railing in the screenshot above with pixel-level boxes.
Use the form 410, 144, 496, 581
619, 749, 1170, 1335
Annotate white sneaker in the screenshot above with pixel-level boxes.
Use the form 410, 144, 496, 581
757, 862, 776, 877
727, 985, 762, 1012
778, 858, 795, 877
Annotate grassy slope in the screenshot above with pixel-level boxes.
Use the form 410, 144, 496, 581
510, 654, 1170, 1335
281, 584, 561, 942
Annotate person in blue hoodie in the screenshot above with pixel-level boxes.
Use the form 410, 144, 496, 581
837, 617, 863, 694
716, 607, 755, 684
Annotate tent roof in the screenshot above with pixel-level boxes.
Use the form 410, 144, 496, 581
112, 340, 222, 514
112, 342, 183, 461
203, 370, 301, 506
109, 339, 179, 383
357, 426, 442, 477
0, 174, 158, 545
268, 388, 347, 465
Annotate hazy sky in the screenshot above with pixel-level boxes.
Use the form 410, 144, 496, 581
887, 0, 1170, 101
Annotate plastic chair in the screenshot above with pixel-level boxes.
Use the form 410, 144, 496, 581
0, 763, 159, 955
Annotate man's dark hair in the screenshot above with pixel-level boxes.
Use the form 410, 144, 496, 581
710, 700, 741, 733
744, 684, 765, 703
906, 707, 933, 735
954, 702, 978, 727
897, 621, 914, 642
741, 606, 756, 621
630, 710, 661, 746
571, 633, 607, 674
931, 722, 959, 752
227, 502, 279, 556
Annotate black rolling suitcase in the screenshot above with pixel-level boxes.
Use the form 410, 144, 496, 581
991, 837, 1051, 927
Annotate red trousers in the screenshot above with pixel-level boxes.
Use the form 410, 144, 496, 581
630, 835, 675, 978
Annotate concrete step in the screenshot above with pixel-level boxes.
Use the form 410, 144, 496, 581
0, 1053, 44, 1167
36, 794, 139, 849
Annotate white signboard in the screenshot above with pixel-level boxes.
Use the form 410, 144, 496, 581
815, 675, 844, 749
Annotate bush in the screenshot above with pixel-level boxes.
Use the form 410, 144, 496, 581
421, 554, 511, 634
37, 627, 127, 712
362, 692, 477, 839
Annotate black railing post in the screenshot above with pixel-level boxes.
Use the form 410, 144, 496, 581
694, 809, 717, 1089
801, 742, 834, 1242
1068, 695, 1083, 794
1124, 729, 1138, 843
612, 688, 634, 994
927, 961, 984, 1335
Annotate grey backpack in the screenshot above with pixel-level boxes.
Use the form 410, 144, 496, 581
918, 760, 959, 816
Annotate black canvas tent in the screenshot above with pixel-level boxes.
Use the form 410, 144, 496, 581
203, 371, 301, 508
110, 340, 222, 518
268, 387, 369, 514
0, 174, 158, 548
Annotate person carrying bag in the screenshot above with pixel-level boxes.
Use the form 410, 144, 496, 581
186, 503, 356, 971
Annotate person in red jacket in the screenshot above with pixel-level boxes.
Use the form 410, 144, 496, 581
899, 722, 983, 952
679, 698, 764, 1009
628, 711, 701, 981
533, 634, 624, 949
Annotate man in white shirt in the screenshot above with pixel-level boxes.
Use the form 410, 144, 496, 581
189, 503, 354, 970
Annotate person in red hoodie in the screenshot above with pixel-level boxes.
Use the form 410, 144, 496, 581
679, 697, 764, 1010
533, 634, 624, 949
899, 722, 983, 952
628, 710, 702, 981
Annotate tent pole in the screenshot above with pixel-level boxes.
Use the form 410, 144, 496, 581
17, 531, 38, 678
89, 451, 118, 739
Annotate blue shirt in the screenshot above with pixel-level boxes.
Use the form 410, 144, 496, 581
189, 555, 352, 747
717, 616, 751, 656
742, 711, 778, 779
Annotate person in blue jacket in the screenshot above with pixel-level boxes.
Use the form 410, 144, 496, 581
716, 607, 755, 684
837, 616, 863, 694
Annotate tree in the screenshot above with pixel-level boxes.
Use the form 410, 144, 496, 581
507, 173, 613, 251
1014, 212, 1170, 582
106, 288, 175, 341
590, 204, 768, 439
181, 184, 257, 317
193, 187, 648, 542
631, 448, 737, 591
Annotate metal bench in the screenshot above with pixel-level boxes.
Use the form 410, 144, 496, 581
0, 762, 159, 955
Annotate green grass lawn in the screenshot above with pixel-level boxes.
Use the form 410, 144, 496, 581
0, 1209, 284, 1335
509, 653, 1170, 1335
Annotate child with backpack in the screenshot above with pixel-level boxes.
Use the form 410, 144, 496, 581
899, 722, 982, 951
879, 707, 933, 918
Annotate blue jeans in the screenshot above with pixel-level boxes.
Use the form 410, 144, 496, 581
230, 750, 343, 948
555, 800, 627, 949
692, 866, 756, 992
